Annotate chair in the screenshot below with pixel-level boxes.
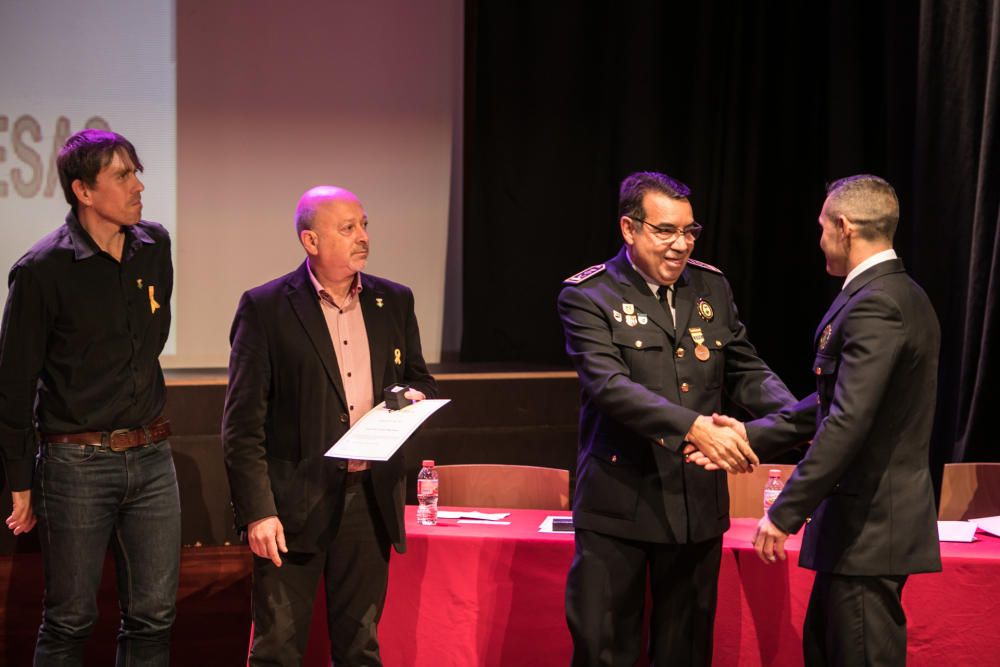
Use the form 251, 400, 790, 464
727, 464, 796, 518
435, 464, 571, 510
938, 463, 1000, 520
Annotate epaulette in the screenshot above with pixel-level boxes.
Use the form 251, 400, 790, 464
686, 259, 723, 275
563, 264, 606, 284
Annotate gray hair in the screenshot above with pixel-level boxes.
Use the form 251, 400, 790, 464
825, 174, 899, 242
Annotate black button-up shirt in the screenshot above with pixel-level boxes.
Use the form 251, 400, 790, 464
0, 210, 172, 490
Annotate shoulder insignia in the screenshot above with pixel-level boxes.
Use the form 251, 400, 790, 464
686, 259, 723, 275
564, 263, 606, 284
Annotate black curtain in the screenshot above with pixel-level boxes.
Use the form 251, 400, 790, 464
461, 0, 1000, 464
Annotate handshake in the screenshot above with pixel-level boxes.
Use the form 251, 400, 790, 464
681, 413, 756, 473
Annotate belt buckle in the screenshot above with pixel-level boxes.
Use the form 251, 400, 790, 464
108, 428, 132, 452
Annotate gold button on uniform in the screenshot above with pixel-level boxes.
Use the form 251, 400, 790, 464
680, 382, 690, 393
676, 348, 685, 358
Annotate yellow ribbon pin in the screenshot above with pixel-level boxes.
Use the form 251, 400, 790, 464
148, 286, 160, 314
394, 348, 402, 365
376, 297, 384, 308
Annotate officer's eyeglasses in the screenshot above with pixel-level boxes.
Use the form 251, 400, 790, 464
629, 217, 703, 243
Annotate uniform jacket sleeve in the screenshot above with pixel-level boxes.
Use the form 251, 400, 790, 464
717, 277, 800, 419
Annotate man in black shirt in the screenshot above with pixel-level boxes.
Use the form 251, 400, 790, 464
0, 129, 179, 666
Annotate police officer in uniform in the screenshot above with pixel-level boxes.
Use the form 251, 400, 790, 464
558, 171, 797, 666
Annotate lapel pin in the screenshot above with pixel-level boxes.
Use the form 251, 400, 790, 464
394, 348, 402, 365
136, 278, 143, 289
819, 324, 833, 350
376, 297, 384, 308
148, 286, 160, 314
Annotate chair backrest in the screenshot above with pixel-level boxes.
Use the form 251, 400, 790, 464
435, 464, 571, 510
727, 464, 797, 518
938, 463, 1000, 520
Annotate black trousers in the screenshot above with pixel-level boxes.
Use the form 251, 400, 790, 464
803, 572, 909, 667
249, 474, 391, 667
565, 528, 723, 667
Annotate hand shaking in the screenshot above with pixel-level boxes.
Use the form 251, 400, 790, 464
683, 413, 757, 473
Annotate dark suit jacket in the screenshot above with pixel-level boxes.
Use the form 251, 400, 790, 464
557, 247, 797, 544
222, 262, 437, 554
747, 258, 942, 576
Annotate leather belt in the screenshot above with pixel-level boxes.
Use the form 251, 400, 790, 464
41, 417, 172, 452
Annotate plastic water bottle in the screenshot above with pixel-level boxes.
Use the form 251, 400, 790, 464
763, 468, 785, 514
416, 459, 439, 525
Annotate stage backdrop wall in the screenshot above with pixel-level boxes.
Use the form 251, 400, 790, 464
174, 0, 462, 367
1, 1, 462, 368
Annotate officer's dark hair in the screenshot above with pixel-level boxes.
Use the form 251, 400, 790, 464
824, 174, 899, 242
57, 129, 143, 210
619, 171, 691, 232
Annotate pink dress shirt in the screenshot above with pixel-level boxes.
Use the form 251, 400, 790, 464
307, 261, 374, 472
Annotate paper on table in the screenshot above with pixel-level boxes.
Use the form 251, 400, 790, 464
457, 519, 511, 525
937, 520, 977, 542
969, 515, 1000, 537
437, 511, 510, 521
325, 399, 450, 461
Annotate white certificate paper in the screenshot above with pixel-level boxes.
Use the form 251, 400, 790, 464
324, 399, 450, 461
937, 520, 977, 542
970, 515, 1000, 538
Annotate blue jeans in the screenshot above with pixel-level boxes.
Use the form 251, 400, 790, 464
32, 439, 181, 667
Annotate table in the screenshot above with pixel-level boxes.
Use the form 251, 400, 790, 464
378, 507, 575, 666
714, 521, 1000, 667
307, 508, 1000, 666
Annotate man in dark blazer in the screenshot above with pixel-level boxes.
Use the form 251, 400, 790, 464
557, 171, 798, 665
709, 174, 941, 666
223, 185, 437, 666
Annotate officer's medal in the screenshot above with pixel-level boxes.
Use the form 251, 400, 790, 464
689, 327, 710, 361
696, 298, 714, 322
819, 324, 833, 351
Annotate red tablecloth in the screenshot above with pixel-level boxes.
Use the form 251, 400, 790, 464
306, 508, 1000, 666
378, 508, 575, 666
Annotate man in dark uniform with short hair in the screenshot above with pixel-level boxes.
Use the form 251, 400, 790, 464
737, 175, 941, 666
558, 171, 797, 665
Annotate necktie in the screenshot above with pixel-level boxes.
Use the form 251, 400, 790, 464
657, 285, 676, 329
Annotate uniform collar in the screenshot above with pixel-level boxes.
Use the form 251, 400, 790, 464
619, 245, 689, 295
843, 248, 897, 290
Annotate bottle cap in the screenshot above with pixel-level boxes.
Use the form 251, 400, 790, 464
768, 468, 783, 476
422, 460, 435, 468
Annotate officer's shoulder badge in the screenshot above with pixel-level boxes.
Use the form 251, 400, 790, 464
686, 259, 723, 275
564, 263, 606, 284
